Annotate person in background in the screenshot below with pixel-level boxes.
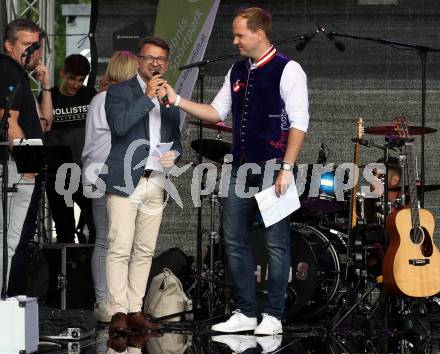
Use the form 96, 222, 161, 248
366, 156, 403, 274
0, 19, 49, 290
41, 54, 96, 244
82, 51, 139, 323
383, 156, 402, 204
7, 27, 54, 296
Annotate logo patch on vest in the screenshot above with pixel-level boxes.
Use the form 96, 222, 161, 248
268, 109, 289, 131
233, 80, 245, 93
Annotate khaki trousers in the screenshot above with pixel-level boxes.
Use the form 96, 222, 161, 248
106, 173, 164, 315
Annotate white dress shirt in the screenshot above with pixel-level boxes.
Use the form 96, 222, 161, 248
136, 74, 162, 171
211, 54, 310, 133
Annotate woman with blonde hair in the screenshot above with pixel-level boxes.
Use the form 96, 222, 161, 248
81, 51, 138, 322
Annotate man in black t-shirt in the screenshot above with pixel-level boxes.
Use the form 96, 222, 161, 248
0, 19, 50, 290
41, 54, 96, 243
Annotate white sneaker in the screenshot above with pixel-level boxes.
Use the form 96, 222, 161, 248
212, 335, 257, 353
94, 301, 111, 323
254, 313, 282, 335
256, 335, 282, 353
211, 310, 257, 333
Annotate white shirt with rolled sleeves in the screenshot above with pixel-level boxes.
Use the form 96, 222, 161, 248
210, 58, 310, 134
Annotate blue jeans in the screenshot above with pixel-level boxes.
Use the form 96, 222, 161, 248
223, 164, 291, 319
8, 174, 43, 296
0, 160, 34, 290
91, 194, 108, 303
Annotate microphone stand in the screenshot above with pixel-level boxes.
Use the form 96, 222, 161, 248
0, 54, 31, 299
178, 29, 316, 318
178, 29, 318, 71
0, 103, 11, 300
330, 30, 440, 208
180, 54, 239, 318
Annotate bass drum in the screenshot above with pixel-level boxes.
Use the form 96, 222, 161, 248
285, 223, 343, 321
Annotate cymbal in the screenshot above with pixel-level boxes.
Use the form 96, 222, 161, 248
388, 184, 440, 192
191, 139, 232, 164
358, 162, 400, 169
364, 125, 437, 135
186, 120, 232, 133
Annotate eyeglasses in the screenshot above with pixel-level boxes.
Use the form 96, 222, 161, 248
137, 55, 168, 65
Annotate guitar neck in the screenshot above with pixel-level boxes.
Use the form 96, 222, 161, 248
405, 142, 420, 227
351, 143, 360, 228
350, 117, 363, 230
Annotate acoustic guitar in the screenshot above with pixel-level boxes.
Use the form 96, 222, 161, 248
382, 117, 440, 297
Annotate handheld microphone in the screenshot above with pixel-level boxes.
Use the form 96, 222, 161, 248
21, 42, 41, 58
152, 71, 170, 108
316, 22, 346, 52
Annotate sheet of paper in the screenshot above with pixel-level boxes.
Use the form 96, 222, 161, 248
151, 142, 173, 157
12, 138, 43, 146
254, 181, 301, 227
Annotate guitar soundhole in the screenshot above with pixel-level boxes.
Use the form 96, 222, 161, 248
410, 226, 424, 244
420, 227, 433, 257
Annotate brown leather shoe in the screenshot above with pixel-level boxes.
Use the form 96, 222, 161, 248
127, 312, 161, 332
107, 335, 127, 353
127, 333, 159, 348
109, 312, 128, 334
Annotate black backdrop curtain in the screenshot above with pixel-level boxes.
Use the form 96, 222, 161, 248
0, 0, 7, 53
87, 0, 99, 89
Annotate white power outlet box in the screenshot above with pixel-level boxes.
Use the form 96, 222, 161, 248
0, 296, 39, 354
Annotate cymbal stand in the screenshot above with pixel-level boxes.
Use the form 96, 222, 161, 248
194, 66, 205, 314
37, 170, 53, 245
330, 31, 440, 208
330, 140, 390, 332
208, 193, 217, 316
330, 278, 379, 333
191, 68, 229, 319
180, 50, 239, 316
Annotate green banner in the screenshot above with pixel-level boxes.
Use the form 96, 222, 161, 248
154, 0, 218, 87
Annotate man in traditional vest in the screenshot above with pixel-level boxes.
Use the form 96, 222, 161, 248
162, 7, 309, 335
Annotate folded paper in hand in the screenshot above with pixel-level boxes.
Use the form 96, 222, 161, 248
254, 181, 301, 227
151, 142, 173, 157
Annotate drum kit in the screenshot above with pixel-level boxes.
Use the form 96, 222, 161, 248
187, 118, 439, 322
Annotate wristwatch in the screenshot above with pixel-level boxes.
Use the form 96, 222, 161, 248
280, 162, 294, 171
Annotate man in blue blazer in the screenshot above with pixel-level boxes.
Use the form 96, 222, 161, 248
102, 37, 182, 334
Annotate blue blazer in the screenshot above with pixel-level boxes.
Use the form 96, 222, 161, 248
101, 75, 182, 197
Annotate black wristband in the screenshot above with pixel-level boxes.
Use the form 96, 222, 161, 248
41, 86, 51, 92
